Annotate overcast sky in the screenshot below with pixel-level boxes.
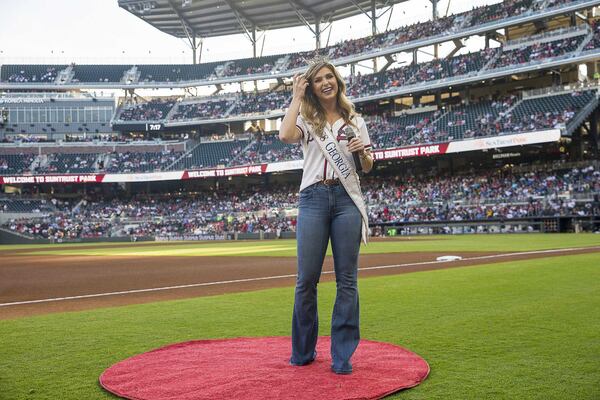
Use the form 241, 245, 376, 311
0, 0, 502, 65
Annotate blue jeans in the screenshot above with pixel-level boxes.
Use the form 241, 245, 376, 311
290, 182, 362, 373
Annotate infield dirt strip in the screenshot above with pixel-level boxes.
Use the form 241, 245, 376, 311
1, 245, 599, 319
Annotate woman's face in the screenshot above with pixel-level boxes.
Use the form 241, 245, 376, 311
310, 66, 338, 103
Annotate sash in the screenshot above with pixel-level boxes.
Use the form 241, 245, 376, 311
314, 124, 369, 244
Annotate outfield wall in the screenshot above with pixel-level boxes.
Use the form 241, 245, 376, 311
3, 215, 599, 245
377, 216, 600, 236
0, 229, 154, 245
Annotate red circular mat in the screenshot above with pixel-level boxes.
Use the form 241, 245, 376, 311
100, 336, 429, 400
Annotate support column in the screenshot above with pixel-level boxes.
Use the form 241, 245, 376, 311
252, 28, 257, 58
189, 36, 203, 64
587, 61, 599, 80
252, 28, 258, 92
315, 16, 321, 50
435, 92, 441, 107
431, 0, 439, 59
192, 37, 197, 65
413, 94, 421, 107
590, 108, 599, 157
372, 0, 378, 71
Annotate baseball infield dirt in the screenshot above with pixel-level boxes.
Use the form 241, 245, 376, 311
1, 245, 598, 320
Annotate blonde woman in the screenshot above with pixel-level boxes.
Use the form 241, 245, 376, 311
279, 59, 373, 374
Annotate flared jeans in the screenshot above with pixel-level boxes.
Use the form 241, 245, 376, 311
290, 182, 362, 373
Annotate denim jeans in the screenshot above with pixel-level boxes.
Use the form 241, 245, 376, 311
290, 182, 362, 373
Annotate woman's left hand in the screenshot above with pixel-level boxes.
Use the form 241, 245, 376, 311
347, 137, 365, 154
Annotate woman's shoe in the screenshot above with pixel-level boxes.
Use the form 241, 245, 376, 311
290, 351, 317, 366
331, 362, 352, 374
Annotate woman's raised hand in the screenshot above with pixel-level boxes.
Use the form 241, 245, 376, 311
292, 73, 309, 100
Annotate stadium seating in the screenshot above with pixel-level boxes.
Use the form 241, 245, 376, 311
367, 111, 439, 149
222, 54, 283, 77
72, 65, 129, 83
116, 99, 176, 121
3, 162, 598, 239
138, 63, 218, 83
1, 88, 595, 175
228, 91, 292, 116
466, 0, 533, 27
104, 150, 183, 173
170, 99, 235, 121
0, 198, 57, 213
2, 0, 588, 84
42, 153, 99, 173
584, 20, 600, 51
492, 35, 587, 69
0, 153, 36, 174
2, 65, 65, 83
433, 101, 506, 141
230, 135, 302, 166
169, 139, 250, 170
501, 90, 595, 133
162, 33, 592, 123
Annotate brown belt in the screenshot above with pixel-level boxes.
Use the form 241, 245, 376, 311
321, 178, 340, 186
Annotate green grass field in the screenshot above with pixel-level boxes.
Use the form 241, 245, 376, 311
1, 234, 599, 399
2, 233, 600, 256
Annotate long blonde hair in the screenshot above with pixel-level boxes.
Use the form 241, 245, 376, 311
300, 59, 357, 137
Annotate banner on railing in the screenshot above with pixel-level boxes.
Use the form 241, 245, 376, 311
0, 130, 560, 185
372, 129, 560, 161
0, 174, 105, 184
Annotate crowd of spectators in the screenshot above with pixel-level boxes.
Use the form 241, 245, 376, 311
1, 136, 57, 143
6, 216, 111, 239
492, 35, 586, 69
229, 91, 292, 115
118, 99, 175, 121
0, 89, 593, 174
6, 67, 58, 83
344, 32, 585, 100
2, 0, 588, 86
536, 0, 585, 10
363, 165, 600, 223
35, 153, 98, 174
170, 99, 235, 121
499, 108, 574, 133
231, 134, 303, 166
584, 20, 600, 51
104, 150, 183, 173
79, 24, 600, 126
467, 0, 532, 26
3, 163, 598, 239
499, 90, 591, 133
0, 154, 36, 174
388, 16, 458, 47
222, 62, 273, 77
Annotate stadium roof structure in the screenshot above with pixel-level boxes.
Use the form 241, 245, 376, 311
118, 0, 412, 55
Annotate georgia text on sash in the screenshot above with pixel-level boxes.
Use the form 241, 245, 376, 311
325, 141, 352, 179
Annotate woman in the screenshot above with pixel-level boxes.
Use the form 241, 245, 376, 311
279, 59, 374, 374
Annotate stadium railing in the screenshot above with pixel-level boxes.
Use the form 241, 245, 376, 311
1, 0, 598, 89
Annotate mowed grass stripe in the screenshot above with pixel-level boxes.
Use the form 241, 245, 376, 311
0, 253, 598, 399
22, 244, 296, 257
3, 233, 600, 257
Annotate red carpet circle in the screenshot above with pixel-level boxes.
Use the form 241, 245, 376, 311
100, 336, 429, 400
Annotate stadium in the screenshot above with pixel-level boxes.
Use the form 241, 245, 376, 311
1, 0, 599, 399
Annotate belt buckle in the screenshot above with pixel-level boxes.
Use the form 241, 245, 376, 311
322, 179, 338, 186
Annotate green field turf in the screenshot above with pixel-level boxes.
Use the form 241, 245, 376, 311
1, 233, 599, 257
1, 251, 598, 399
